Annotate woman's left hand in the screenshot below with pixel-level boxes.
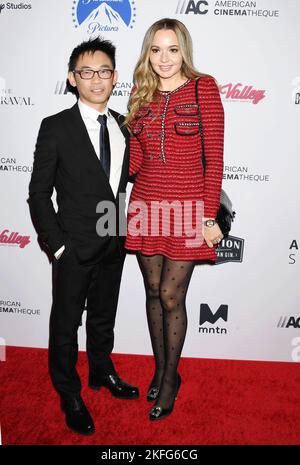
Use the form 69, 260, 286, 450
203, 223, 224, 248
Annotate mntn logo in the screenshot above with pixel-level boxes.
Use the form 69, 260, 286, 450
199, 304, 228, 334
176, 0, 208, 15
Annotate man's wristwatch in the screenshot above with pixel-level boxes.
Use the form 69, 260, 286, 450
203, 219, 217, 227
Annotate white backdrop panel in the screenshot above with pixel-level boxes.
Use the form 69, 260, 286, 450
0, 0, 299, 362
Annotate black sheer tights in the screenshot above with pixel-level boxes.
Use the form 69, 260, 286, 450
137, 253, 195, 409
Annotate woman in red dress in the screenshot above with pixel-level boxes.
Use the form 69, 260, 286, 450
125, 18, 225, 420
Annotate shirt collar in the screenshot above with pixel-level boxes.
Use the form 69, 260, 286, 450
78, 99, 109, 122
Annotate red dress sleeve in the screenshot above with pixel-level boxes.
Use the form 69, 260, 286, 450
129, 133, 143, 176
128, 85, 144, 176
199, 76, 224, 218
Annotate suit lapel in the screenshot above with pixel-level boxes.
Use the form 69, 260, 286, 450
65, 104, 128, 201
67, 103, 115, 201
109, 108, 129, 199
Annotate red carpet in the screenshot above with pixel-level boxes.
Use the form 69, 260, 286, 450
0, 346, 300, 445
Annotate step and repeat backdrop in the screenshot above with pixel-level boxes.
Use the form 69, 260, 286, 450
0, 0, 299, 362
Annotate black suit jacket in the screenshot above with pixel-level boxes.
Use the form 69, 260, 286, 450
29, 103, 129, 265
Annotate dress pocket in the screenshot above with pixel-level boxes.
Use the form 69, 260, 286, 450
135, 108, 151, 119
174, 122, 200, 136
174, 104, 199, 116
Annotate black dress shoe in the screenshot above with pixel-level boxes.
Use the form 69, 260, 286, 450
89, 373, 139, 399
149, 374, 181, 421
61, 395, 95, 436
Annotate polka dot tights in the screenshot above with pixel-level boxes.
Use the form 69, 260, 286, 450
137, 253, 195, 409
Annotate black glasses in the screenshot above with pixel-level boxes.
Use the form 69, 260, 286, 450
73, 69, 114, 80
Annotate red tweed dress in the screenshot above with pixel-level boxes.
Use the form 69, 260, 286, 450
125, 76, 224, 261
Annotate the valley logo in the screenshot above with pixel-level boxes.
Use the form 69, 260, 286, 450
0, 229, 30, 248
219, 82, 266, 104
199, 304, 228, 334
72, 0, 136, 34
215, 235, 244, 264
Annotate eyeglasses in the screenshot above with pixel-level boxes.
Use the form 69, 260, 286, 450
73, 69, 114, 80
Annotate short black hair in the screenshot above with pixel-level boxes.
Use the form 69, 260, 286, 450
68, 36, 116, 72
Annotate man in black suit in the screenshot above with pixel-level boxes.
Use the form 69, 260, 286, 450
29, 37, 138, 436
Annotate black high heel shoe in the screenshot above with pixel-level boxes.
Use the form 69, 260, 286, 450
147, 385, 160, 402
149, 374, 181, 421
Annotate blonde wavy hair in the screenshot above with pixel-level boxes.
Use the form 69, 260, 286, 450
125, 18, 214, 125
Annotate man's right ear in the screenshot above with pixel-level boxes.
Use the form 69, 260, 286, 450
68, 71, 77, 89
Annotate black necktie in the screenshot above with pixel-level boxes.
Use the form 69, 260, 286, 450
97, 114, 111, 179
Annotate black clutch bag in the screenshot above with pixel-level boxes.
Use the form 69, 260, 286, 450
195, 78, 236, 236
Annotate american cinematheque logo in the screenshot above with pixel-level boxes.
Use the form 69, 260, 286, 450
289, 239, 298, 265
277, 316, 300, 329
72, 0, 137, 34
223, 165, 270, 182
0, 299, 40, 317
175, 0, 279, 18
0, 156, 32, 174
55, 80, 133, 97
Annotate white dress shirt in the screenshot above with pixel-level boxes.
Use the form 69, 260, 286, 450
55, 99, 125, 259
